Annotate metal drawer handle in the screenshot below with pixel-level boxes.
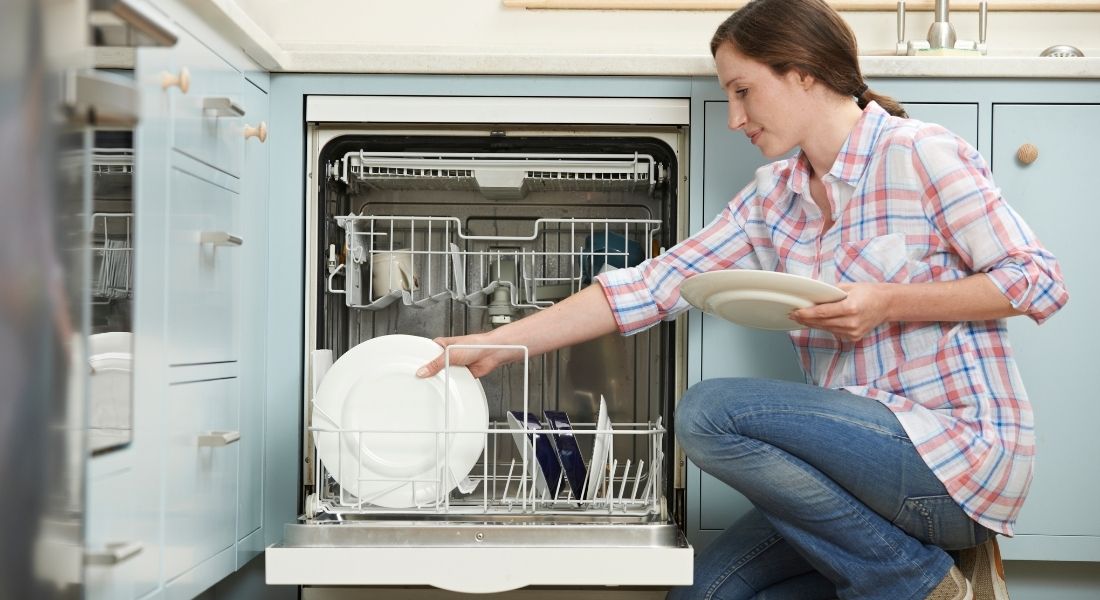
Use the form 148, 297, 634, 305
161, 67, 190, 93
86, 541, 144, 566
111, 0, 179, 47
203, 97, 246, 118
244, 121, 268, 143
200, 231, 244, 246
197, 431, 241, 447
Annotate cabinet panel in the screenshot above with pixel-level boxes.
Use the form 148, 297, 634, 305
904, 103, 978, 149
164, 377, 240, 581
237, 80, 269, 562
691, 100, 980, 541
169, 30, 245, 177
86, 461, 143, 600
991, 104, 1100, 541
165, 165, 241, 366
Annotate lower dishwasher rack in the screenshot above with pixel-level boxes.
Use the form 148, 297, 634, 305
267, 345, 693, 592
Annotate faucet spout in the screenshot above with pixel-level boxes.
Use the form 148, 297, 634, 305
935, 0, 949, 22
927, 0, 957, 49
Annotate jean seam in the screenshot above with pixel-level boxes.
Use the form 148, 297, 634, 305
704, 532, 784, 600
716, 415, 942, 597
721, 407, 911, 443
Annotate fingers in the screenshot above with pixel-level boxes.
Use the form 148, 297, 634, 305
416, 337, 452, 378
416, 352, 444, 378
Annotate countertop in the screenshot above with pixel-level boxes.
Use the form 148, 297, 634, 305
275, 46, 1100, 78
101, 0, 1100, 79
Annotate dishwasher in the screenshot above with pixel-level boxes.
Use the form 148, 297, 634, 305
266, 96, 694, 593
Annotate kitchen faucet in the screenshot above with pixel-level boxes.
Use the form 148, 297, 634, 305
927, 0, 957, 50
896, 0, 988, 55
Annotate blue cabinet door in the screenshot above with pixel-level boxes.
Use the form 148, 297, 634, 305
991, 104, 1100, 561
689, 99, 980, 550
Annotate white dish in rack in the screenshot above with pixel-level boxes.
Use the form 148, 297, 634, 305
584, 396, 613, 501
312, 334, 488, 508
680, 270, 847, 331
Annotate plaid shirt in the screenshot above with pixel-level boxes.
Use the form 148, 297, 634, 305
597, 101, 1068, 535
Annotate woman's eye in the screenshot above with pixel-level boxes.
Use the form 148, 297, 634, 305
735, 89, 748, 98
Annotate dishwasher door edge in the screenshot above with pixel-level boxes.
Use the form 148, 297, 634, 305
265, 540, 692, 593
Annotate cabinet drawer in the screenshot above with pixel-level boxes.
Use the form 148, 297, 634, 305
164, 377, 240, 581
165, 30, 245, 177
86, 462, 144, 600
165, 166, 240, 366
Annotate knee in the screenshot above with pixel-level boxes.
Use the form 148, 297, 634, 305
675, 378, 742, 455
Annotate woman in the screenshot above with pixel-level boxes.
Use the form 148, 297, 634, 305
418, 1, 1067, 598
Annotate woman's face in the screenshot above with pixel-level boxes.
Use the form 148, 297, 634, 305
714, 42, 811, 158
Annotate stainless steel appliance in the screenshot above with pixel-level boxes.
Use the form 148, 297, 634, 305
267, 96, 694, 593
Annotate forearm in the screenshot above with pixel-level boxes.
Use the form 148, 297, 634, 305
488, 284, 620, 357
884, 274, 1024, 323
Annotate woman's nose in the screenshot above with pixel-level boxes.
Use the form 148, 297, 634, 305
727, 105, 746, 131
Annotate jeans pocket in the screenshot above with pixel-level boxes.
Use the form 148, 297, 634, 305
893, 494, 978, 550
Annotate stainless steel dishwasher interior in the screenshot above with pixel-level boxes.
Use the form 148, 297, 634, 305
300, 132, 684, 545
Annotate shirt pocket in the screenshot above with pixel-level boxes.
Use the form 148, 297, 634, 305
836, 233, 911, 284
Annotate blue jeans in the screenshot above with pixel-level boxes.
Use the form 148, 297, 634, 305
668, 378, 991, 600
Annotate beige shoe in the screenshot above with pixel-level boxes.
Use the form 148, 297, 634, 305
958, 538, 1011, 599
926, 565, 973, 600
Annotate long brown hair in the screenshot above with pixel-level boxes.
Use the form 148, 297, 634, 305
711, 0, 906, 118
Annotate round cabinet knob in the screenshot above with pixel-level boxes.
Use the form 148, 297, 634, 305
243, 121, 267, 143
161, 67, 190, 94
1016, 143, 1039, 166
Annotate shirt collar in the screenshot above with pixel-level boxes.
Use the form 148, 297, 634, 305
785, 100, 889, 194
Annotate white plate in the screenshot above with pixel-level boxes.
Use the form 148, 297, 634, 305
680, 270, 847, 331
312, 335, 488, 508
88, 332, 132, 433
584, 396, 613, 501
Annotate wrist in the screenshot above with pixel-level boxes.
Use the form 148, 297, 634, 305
880, 282, 902, 322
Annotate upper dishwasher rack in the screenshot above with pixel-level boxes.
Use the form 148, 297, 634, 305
327, 216, 662, 314
329, 151, 666, 199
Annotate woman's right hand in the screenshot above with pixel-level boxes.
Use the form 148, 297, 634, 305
416, 333, 525, 379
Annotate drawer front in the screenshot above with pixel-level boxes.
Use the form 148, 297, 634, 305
164, 377, 240, 581
168, 30, 244, 177
86, 463, 144, 600
165, 166, 240, 366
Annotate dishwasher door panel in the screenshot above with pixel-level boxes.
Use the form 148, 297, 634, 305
266, 542, 691, 593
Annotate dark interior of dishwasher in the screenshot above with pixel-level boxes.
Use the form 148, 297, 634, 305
313, 133, 681, 517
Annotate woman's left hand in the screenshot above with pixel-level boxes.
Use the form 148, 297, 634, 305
788, 282, 894, 342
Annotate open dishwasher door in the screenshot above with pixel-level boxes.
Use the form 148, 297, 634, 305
267, 96, 693, 592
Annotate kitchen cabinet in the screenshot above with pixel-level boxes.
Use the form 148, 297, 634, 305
164, 160, 241, 367
991, 103, 1100, 561
163, 377, 240, 581
122, 3, 271, 598
687, 92, 980, 550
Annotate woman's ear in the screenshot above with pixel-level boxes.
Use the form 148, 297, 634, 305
787, 68, 815, 91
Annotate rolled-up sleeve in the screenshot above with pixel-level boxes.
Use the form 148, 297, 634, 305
596, 184, 761, 335
912, 128, 1069, 324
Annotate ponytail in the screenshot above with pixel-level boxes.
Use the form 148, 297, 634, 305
858, 86, 907, 118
